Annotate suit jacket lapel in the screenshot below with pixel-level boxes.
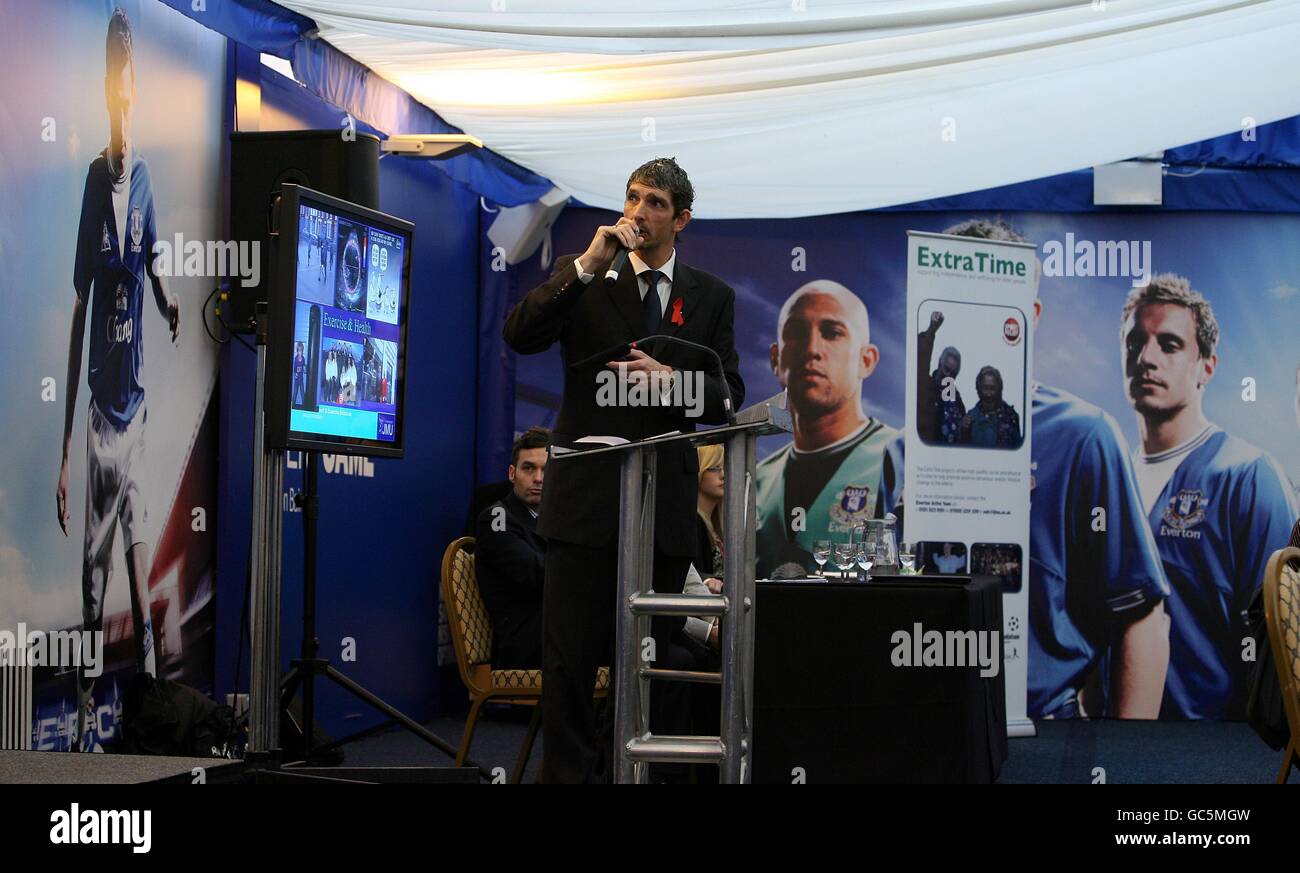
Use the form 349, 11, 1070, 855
605, 256, 703, 359
609, 261, 645, 342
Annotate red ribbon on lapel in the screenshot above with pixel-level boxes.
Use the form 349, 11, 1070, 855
670, 297, 685, 326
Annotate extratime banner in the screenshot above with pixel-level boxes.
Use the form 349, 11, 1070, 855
904, 231, 1037, 735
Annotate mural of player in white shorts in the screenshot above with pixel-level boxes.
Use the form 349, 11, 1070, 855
57, 7, 180, 751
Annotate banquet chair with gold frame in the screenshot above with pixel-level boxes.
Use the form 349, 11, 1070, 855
1262, 546, 1300, 784
440, 536, 609, 783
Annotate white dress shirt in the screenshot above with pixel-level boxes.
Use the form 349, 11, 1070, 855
573, 249, 680, 396
574, 248, 676, 320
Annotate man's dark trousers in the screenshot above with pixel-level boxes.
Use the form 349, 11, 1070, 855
542, 538, 691, 783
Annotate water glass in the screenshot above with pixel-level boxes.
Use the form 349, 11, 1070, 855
833, 542, 855, 580
812, 540, 831, 577
855, 544, 874, 582
899, 542, 916, 575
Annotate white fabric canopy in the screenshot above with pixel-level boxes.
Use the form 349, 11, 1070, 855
278, 0, 1300, 218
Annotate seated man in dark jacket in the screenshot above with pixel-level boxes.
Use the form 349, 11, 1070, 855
474, 427, 550, 669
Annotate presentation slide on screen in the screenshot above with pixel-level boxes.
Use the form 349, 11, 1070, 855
290, 204, 401, 443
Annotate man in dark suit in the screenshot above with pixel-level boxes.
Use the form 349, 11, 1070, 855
504, 158, 744, 783
474, 427, 551, 669
464, 480, 511, 538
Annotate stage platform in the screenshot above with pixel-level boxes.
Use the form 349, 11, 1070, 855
0, 750, 245, 784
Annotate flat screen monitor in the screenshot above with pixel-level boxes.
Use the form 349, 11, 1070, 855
265, 184, 413, 459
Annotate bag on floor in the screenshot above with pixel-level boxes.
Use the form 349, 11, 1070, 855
120, 673, 239, 758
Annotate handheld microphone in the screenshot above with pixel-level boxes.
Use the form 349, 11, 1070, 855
603, 247, 631, 286
569, 334, 737, 426
603, 228, 643, 286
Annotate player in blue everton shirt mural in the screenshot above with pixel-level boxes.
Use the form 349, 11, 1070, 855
1120, 275, 1297, 719
55, 7, 181, 751
878, 219, 1170, 719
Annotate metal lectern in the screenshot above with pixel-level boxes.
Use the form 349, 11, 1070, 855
551, 393, 791, 784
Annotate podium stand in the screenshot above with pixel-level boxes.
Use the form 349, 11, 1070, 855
551, 393, 791, 784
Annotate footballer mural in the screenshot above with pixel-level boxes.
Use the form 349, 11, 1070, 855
1119, 275, 1296, 719
513, 207, 1299, 722
754, 280, 900, 579
0, 1, 224, 750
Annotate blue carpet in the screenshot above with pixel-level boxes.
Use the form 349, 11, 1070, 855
342, 712, 1294, 783
1001, 720, 1292, 784
344, 705, 544, 783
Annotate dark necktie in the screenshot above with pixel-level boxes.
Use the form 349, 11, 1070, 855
642, 270, 664, 336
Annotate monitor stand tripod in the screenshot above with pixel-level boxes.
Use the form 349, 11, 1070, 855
244, 304, 487, 784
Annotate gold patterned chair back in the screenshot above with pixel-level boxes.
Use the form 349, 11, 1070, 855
1263, 547, 1300, 752
440, 537, 493, 685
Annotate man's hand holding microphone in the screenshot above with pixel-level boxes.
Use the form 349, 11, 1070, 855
577, 218, 674, 387
579, 215, 643, 271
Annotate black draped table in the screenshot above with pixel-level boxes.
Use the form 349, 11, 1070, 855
752, 574, 1007, 784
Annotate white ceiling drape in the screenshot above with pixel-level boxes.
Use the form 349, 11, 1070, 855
277, 0, 1300, 218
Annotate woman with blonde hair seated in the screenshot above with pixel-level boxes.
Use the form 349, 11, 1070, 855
696, 444, 725, 583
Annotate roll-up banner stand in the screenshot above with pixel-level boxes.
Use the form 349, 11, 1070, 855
905, 230, 1038, 737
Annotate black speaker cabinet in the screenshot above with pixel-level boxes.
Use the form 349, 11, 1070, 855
228, 130, 381, 332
